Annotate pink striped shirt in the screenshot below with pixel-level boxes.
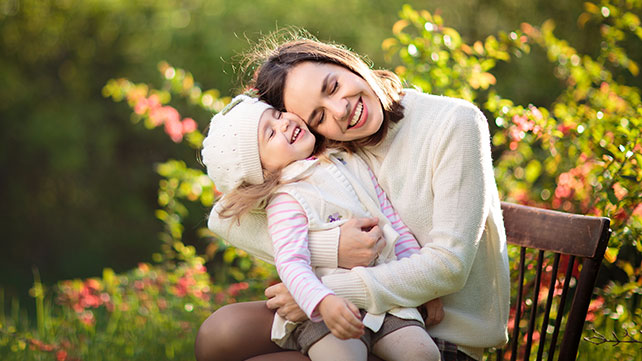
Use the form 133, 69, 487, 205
266, 168, 421, 321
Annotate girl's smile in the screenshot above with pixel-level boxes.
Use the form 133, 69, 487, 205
258, 108, 316, 172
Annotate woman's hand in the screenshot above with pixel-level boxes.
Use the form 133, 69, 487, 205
338, 217, 385, 268
422, 298, 445, 327
317, 295, 364, 340
265, 283, 308, 322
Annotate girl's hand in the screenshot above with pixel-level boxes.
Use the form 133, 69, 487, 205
317, 295, 364, 340
338, 217, 385, 268
422, 298, 445, 327
265, 283, 308, 322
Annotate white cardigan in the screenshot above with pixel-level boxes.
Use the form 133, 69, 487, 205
269, 151, 423, 346
207, 89, 509, 359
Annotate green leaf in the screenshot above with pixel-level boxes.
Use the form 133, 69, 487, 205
606, 188, 619, 204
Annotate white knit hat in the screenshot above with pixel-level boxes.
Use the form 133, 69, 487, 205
201, 94, 272, 193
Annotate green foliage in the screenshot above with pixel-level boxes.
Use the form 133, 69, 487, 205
386, 2, 642, 359
0, 253, 274, 360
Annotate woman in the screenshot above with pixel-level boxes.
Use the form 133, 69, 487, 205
195, 36, 509, 361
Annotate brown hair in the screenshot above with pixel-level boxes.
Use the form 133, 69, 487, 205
243, 30, 405, 152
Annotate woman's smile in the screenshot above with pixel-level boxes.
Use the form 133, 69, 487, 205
283, 61, 384, 142
347, 97, 367, 130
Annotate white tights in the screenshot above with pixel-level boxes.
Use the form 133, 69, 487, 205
307, 325, 441, 361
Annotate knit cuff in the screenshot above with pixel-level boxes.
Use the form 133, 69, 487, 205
308, 228, 340, 268
321, 271, 368, 309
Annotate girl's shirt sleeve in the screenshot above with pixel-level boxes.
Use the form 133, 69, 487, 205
266, 192, 334, 321
207, 198, 340, 268
367, 168, 421, 259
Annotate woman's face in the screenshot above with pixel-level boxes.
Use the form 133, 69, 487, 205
282, 62, 384, 142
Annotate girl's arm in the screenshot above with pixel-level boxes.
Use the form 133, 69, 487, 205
267, 193, 364, 338
208, 198, 380, 268
266, 193, 333, 320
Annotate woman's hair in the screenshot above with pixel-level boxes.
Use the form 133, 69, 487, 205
243, 29, 405, 152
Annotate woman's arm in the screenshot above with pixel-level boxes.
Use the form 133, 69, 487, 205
322, 106, 493, 313
208, 197, 382, 269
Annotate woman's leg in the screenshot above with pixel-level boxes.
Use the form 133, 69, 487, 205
307, 334, 368, 361
372, 325, 440, 361
194, 301, 284, 361
246, 351, 310, 361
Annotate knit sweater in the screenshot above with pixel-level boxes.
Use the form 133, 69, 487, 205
207, 89, 510, 359
267, 151, 422, 345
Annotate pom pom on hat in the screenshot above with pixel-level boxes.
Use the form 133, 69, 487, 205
201, 94, 272, 193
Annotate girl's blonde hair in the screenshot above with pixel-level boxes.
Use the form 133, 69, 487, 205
217, 169, 282, 222
217, 137, 326, 222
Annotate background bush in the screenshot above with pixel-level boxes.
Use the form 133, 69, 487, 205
0, 0, 621, 302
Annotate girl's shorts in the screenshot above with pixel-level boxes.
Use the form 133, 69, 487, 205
280, 310, 425, 355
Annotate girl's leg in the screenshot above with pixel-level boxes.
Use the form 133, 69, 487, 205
194, 301, 284, 361
307, 334, 368, 361
372, 325, 440, 361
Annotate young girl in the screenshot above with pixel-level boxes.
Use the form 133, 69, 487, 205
201, 94, 440, 361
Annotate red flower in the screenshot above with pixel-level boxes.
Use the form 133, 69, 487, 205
29, 339, 55, 352
227, 282, 249, 297
586, 296, 605, 322
56, 350, 68, 361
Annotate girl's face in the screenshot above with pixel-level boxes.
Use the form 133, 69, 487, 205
258, 108, 316, 172
282, 61, 384, 142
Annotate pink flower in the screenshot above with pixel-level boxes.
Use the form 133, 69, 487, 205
182, 118, 197, 133
134, 99, 148, 115
163, 106, 180, 124
227, 282, 249, 297
79, 310, 95, 326
157, 298, 168, 310
84, 279, 101, 291
134, 280, 145, 291
612, 183, 628, 200
165, 118, 184, 142
173, 275, 195, 297
528, 105, 543, 120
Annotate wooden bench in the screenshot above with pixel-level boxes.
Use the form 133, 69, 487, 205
495, 202, 611, 361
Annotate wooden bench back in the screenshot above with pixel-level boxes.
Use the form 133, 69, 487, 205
497, 202, 611, 361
